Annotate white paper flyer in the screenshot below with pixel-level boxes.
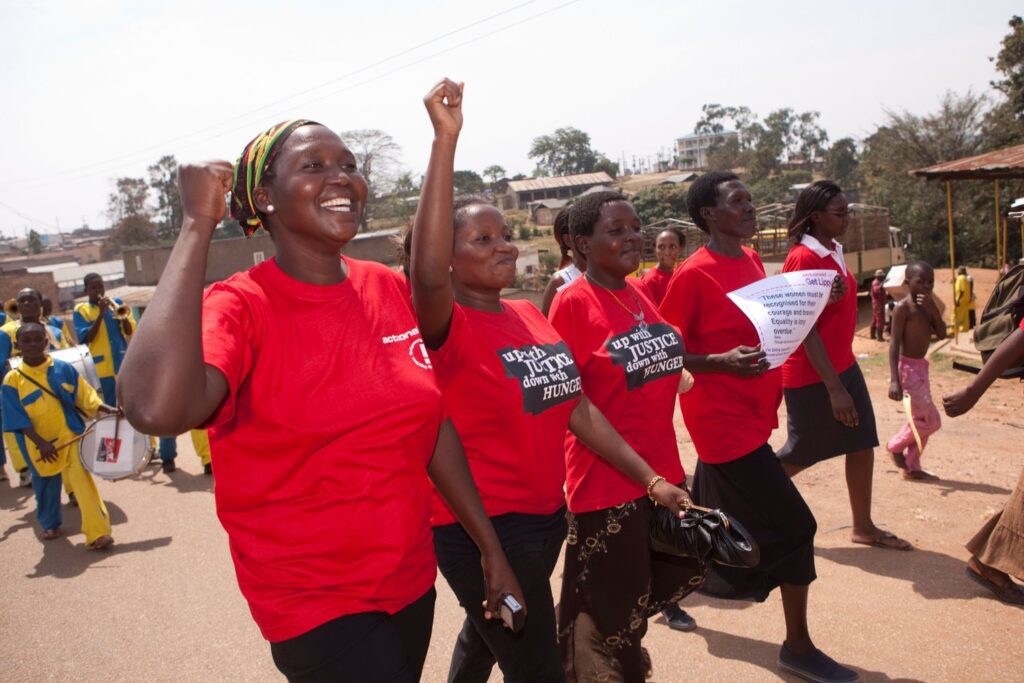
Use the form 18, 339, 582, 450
726, 269, 836, 369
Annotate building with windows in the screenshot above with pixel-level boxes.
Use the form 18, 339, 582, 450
674, 130, 739, 170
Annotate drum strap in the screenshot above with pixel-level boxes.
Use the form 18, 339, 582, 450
15, 369, 90, 422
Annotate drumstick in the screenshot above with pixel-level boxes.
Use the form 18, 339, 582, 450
112, 409, 122, 459
45, 425, 98, 457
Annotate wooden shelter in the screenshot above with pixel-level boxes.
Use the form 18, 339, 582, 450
912, 143, 1024, 340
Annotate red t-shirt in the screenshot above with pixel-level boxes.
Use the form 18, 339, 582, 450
660, 247, 783, 464
429, 299, 580, 526
781, 242, 858, 388
202, 257, 441, 643
549, 278, 686, 513
641, 267, 673, 306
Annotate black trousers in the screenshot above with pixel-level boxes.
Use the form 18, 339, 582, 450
269, 588, 436, 683
434, 509, 568, 683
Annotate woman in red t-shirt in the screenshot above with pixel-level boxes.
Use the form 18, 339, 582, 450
413, 79, 694, 683
639, 227, 684, 306
117, 120, 522, 682
660, 173, 858, 683
778, 181, 911, 551
548, 190, 704, 682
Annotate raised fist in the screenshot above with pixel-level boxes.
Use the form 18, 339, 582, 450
178, 160, 234, 224
423, 78, 464, 139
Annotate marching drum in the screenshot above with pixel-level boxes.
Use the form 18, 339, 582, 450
10, 344, 103, 392
79, 414, 154, 481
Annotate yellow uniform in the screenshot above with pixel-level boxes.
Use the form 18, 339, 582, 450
0, 320, 67, 475
954, 273, 973, 332
2, 357, 110, 543
73, 300, 136, 405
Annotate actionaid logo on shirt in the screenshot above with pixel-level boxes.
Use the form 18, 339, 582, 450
497, 341, 581, 415
605, 323, 683, 390
382, 326, 432, 370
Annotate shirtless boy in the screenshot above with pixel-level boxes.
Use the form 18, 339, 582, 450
887, 261, 947, 479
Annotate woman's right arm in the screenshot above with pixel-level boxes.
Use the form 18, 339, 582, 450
943, 328, 1024, 416
118, 161, 234, 434
685, 346, 769, 375
410, 78, 463, 350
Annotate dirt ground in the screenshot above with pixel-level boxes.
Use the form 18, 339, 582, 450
1, 273, 1022, 682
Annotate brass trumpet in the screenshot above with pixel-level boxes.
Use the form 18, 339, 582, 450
115, 304, 131, 319
3, 298, 18, 319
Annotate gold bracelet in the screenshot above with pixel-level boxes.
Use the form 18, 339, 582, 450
646, 475, 666, 504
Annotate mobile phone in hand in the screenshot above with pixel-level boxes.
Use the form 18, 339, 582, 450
499, 593, 525, 632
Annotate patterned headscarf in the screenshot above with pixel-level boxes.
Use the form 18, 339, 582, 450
231, 119, 318, 236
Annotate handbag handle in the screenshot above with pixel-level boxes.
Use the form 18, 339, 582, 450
681, 500, 733, 531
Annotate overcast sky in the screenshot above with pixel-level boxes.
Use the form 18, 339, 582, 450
0, 0, 1019, 237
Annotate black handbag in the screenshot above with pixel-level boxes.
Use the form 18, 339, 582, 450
650, 502, 760, 568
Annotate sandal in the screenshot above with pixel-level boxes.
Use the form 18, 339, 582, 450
964, 566, 1024, 606
88, 535, 114, 551
851, 530, 912, 551
42, 528, 62, 540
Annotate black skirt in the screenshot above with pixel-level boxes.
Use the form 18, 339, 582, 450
692, 444, 817, 602
777, 362, 879, 467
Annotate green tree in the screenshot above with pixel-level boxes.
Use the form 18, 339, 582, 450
107, 176, 157, 248
630, 185, 688, 225
392, 171, 419, 196
861, 91, 994, 266
693, 104, 827, 179
825, 137, 861, 187
528, 127, 616, 177
985, 15, 1024, 147
483, 165, 507, 184
148, 155, 182, 242
453, 170, 486, 195
27, 229, 43, 254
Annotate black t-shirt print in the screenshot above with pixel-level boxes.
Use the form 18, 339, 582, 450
498, 341, 582, 415
605, 322, 684, 390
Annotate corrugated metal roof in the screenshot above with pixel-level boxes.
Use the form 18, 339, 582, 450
912, 143, 1024, 180
52, 259, 124, 285
507, 172, 614, 193
527, 198, 571, 209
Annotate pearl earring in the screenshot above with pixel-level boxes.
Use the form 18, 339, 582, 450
266, 204, 275, 213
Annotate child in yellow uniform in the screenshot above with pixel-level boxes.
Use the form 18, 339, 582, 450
0, 288, 68, 486
2, 322, 119, 548
72, 273, 135, 405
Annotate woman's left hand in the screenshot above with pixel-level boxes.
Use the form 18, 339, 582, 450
480, 549, 526, 627
423, 78, 464, 140
828, 386, 859, 427
828, 274, 847, 304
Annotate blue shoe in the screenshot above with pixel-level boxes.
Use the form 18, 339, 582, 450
662, 603, 697, 632
778, 645, 859, 683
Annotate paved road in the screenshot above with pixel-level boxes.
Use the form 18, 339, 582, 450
1, 348, 1022, 681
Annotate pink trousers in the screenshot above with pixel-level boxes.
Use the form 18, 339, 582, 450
886, 356, 941, 471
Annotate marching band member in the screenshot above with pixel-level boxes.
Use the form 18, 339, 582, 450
42, 298, 75, 345
2, 322, 117, 548
0, 288, 68, 487
73, 273, 136, 406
